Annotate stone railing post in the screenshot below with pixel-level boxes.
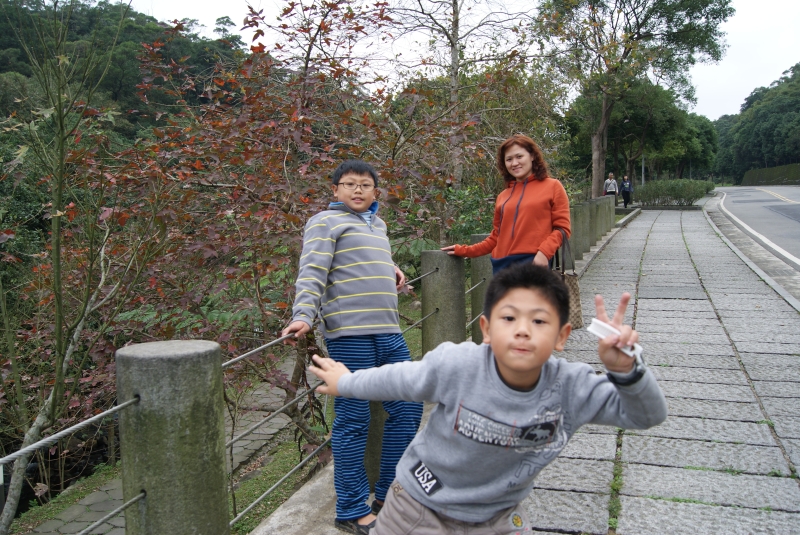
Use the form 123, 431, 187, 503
469, 234, 492, 343
421, 250, 465, 355
117, 341, 230, 535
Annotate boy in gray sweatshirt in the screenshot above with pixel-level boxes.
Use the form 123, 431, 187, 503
309, 263, 667, 534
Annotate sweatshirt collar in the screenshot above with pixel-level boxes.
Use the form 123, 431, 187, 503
328, 200, 379, 217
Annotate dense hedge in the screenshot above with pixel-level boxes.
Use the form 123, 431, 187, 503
636, 180, 714, 206
741, 163, 800, 186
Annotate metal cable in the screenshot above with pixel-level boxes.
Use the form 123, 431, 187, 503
466, 314, 482, 329
405, 267, 439, 286
76, 491, 146, 535
401, 308, 438, 334
464, 277, 486, 295
0, 397, 140, 466
229, 438, 332, 526
226, 382, 323, 447
221, 333, 296, 369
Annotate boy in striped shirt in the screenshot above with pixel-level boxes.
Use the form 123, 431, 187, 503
282, 160, 423, 534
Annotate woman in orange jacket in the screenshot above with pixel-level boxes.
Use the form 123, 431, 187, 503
442, 134, 571, 274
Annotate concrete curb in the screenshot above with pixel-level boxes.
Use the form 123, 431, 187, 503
640, 205, 702, 211
716, 192, 800, 272
703, 201, 800, 314
615, 208, 641, 229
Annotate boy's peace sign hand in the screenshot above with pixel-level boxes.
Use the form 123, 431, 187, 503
594, 292, 638, 374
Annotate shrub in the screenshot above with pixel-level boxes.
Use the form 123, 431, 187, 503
636, 179, 714, 206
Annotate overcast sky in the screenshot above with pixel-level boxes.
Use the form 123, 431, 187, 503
128, 0, 800, 122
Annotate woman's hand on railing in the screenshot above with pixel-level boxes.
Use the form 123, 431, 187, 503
281, 320, 312, 345
440, 245, 457, 255
308, 355, 351, 396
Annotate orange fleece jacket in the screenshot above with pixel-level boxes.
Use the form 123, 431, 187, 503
454, 177, 571, 260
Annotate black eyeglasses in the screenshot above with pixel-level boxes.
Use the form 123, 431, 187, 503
339, 182, 375, 191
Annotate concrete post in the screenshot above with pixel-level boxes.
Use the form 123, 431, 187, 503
117, 341, 230, 535
569, 206, 582, 261
365, 401, 386, 491
469, 234, 492, 343
421, 250, 465, 355
588, 199, 599, 246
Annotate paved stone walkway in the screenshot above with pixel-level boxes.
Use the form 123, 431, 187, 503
25, 365, 294, 535
521, 209, 800, 534
253, 205, 800, 535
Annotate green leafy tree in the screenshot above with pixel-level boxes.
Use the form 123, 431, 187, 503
537, 0, 733, 196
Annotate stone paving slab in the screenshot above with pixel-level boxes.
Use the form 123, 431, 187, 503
621, 464, 800, 511
735, 341, 800, 355
622, 436, 791, 475
644, 342, 736, 356
534, 458, 614, 494
761, 397, 800, 417
649, 367, 748, 385
784, 438, 800, 466
727, 331, 800, 344
744, 364, 800, 382
752, 381, 800, 398
635, 316, 723, 326
522, 489, 609, 535
627, 416, 775, 446
636, 300, 715, 312
772, 416, 800, 439
666, 398, 765, 422
657, 381, 757, 403
635, 332, 731, 344
617, 496, 800, 535
645, 354, 741, 369
560, 432, 617, 461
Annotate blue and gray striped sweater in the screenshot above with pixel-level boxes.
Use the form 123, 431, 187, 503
291, 201, 401, 339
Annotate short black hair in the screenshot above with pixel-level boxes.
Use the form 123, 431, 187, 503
483, 263, 570, 326
331, 160, 379, 186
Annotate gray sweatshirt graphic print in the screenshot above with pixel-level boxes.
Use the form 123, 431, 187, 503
338, 341, 667, 522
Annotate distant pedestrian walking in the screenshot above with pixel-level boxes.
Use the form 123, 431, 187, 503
620, 175, 633, 208
603, 173, 618, 206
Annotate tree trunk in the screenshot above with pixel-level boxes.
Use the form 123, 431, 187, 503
590, 93, 614, 198
449, 0, 462, 190
0, 396, 54, 534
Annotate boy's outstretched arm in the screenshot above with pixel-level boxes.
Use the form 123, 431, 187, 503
594, 292, 638, 374
308, 355, 351, 396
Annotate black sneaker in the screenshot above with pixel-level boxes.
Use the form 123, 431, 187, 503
334, 518, 376, 535
370, 499, 383, 515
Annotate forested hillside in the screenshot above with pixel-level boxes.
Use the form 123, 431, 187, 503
714, 62, 800, 183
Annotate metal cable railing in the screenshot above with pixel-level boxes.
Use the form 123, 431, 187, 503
402, 308, 438, 334
464, 277, 486, 295
221, 333, 296, 369
0, 397, 140, 466
76, 491, 146, 535
466, 313, 482, 329
229, 437, 332, 526
226, 381, 323, 447
405, 267, 439, 286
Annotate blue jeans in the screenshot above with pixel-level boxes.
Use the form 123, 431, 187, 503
490, 254, 553, 274
325, 333, 423, 521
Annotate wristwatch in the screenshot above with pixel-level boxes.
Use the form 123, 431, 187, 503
606, 353, 646, 386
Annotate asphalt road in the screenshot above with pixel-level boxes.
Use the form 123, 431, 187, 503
717, 186, 800, 270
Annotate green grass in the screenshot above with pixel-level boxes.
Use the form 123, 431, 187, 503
607, 429, 624, 528
228, 433, 324, 534
644, 495, 717, 506
229, 393, 335, 534
10, 464, 121, 534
